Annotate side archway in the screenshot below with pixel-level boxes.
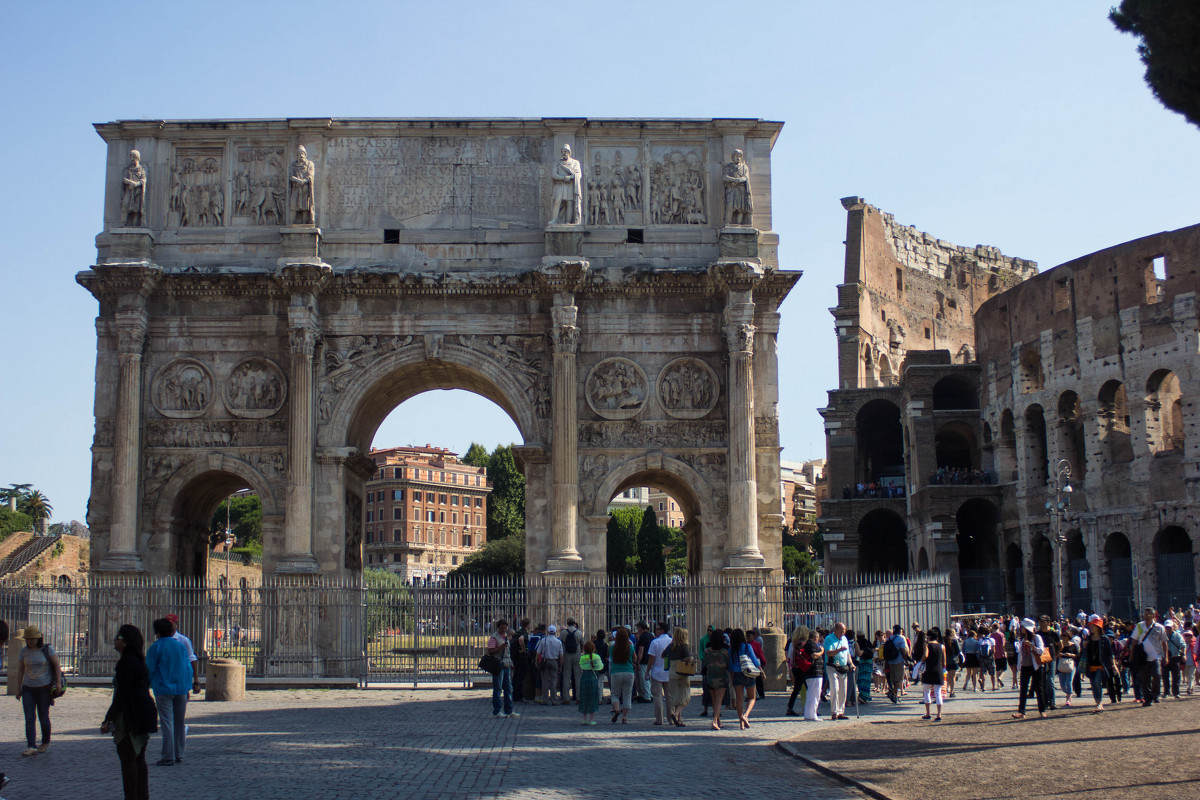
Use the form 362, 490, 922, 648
1154, 526, 1196, 611
857, 508, 907, 575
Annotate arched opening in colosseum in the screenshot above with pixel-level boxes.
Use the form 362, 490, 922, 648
1104, 532, 1134, 619
855, 400, 904, 486
1022, 405, 1049, 488
1031, 535, 1054, 616
1056, 391, 1087, 480
1146, 369, 1184, 453
935, 422, 979, 470
1066, 530, 1090, 613
1005, 543, 1024, 608
932, 375, 978, 410
1098, 380, 1133, 464
998, 410, 1016, 481
917, 547, 930, 573
1019, 347, 1043, 394
956, 498, 1002, 612
877, 353, 895, 386
857, 508, 908, 575
1154, 526, 1196, 611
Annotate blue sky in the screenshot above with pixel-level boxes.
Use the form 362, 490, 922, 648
2, 2, 1197, 524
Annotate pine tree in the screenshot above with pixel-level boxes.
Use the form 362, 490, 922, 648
1111, 1, 1200, 130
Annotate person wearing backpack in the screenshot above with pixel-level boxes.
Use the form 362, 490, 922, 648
559, 619, 584, 704
800, 630, 825, 721
1163, 619, 1186, 699
883, 625, 909, 703
785, 627, 809, 716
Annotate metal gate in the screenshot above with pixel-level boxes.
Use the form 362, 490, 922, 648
1068, 558, 1091, 615
959, 569, 1005, 614
1156, 552, 1197, 611
1108, 558, 1135, 619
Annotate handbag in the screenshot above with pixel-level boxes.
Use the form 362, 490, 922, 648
1056, 656, 1074, 674
738, 648, 762, 677
674, 657, 697, 676
47, 647, 66, 700
911, 661, 926, 682
478, 653, 502, 675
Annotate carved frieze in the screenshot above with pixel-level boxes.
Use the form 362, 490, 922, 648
578, 453, 610, 505
578, 419, 726, 449
233, 145, 287, 225
456, 335, 545, 387
657, 358, 719, 420
144, 419, 286, 448
151, 359, 214, 418
170, 147, 225, 228
754, 415, 780, 443
649, 146, 706, 225
585, 358, 648, 420
224, 358, 287, 419
587, 146, 642, 226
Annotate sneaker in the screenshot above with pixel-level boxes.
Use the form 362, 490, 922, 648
36, 744, 49, 754
20, 748, 36, 757
785, 708, 800, 716
155, 758, 175, 766
0, 774, 9, 789
508, 712, 520, 718
498, 712, 509, 717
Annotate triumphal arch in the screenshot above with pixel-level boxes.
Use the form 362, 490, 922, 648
79, 118, 798, 593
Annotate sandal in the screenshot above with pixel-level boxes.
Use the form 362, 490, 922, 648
934, 716, 941, 721
612, 710, 620, 723
1011, 713, 1025, 719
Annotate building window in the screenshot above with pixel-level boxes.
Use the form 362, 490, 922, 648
438, 494, 448, 505
451, 495, 459, 505
413, 491, 422, 502
452, 556, 458, 565
450, 473, 457, 484
475, 514, 481, 525
393, 489, 403, 501
451, 513, 458, 524
659, 502, 664, 511
427, 511, 435, 522
366, 529, 373, 544
440, 471, 445, 482
414, 508, 420, 520
670, 502, 676, 511
393, 553, 401, 563
394, 528, 402, 542
462, 534, 471, 547
439, 511, 445, 523
475, 497, 483, 508
366, 510, 374, 522
393, 508, 403, 520
475, 475, 481, 486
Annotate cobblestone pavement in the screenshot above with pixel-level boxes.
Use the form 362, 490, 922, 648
0, 686, 879, 800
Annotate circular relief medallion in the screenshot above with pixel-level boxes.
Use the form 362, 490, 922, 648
223, 357, 287, 419
151, 358, 214, 418
656, 357, 720, 420
585, 357, 649, 420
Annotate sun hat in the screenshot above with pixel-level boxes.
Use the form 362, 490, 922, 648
1164, 619, 1174, 628
1020, 618, 1036, 632
21, 625, 43, 640
1087, 614, 1104, 629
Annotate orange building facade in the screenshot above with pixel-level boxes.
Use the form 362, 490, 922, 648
363, 446, 492, 582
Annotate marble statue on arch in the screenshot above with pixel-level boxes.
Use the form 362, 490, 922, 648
550, 144, 582, 225
289, 145, 316, 225
120, 149, 147, 227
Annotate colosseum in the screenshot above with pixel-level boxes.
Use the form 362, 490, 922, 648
819, 197, 1200, 618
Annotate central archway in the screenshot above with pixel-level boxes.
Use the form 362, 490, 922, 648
857, 508, 908, 574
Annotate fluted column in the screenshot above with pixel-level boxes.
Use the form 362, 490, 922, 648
547, 301, 583, 569
279, 307, 320, 572
725, 309, 764, 566
101, 309, 149, 572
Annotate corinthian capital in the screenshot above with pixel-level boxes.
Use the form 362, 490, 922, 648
289, 325, 320, 358
725, 323, 756, 354
114, 309, 148, 357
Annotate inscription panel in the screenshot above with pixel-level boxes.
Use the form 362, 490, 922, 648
323, 136, 544, 230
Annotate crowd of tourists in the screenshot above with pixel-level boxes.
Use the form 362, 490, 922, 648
482, 603, 1200, 728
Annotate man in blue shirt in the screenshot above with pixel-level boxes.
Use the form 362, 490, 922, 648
885, 624, 911, 704
146, 618, 194, 766
822, 622, 852, 720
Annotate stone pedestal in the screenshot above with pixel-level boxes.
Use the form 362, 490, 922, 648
759, 625, 788, 691
718, 227, 759, 260
104, 228, 156, 263
280, 225, 323, 265
205, 658, 246, 701
6, 637, 20, 696
545, 225, 584, 257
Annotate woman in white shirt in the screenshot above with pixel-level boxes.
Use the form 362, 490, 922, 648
1012, 618, 1046, 719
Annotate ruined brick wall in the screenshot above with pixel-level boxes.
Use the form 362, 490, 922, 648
18, 534, 90, 586
833, 197, 1035, 391
977, 223, 1200, 616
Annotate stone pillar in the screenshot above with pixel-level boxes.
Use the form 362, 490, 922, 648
279, 308, 320, 573
102, 307, 150, 572
725, 311, 764, 567
547, 300, 583, 570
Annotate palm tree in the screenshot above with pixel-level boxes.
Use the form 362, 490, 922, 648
21, 491, 52, 534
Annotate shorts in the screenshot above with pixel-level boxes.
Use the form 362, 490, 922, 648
994, 656, 1008, 671
730, 672, 756, 688
963, 654, 979, 669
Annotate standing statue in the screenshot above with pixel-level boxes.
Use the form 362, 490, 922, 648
550, 144, 582, 225
722, 149, 753, 227
289, 145, 316, 225
120, 149, 147, 227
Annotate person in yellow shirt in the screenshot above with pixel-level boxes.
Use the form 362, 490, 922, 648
578, 641, 604, 725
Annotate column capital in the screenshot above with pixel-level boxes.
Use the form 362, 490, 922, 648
550, 304, 580, 354
114, 308, 149, 356
724, 321, 756, 355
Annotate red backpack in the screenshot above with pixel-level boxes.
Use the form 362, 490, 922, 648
788, 641, 813, 673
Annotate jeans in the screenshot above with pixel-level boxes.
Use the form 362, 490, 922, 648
156, 693, 187, 761
610, 671, 635, 708
1164, 657, 1182, 697
1056, 667, 1074, 699
491, 666, 513, 715
1043, 667, 1056, 708
116, 733, 149, 800
787, 666, 805, 709
512, 658, 527, 703
1138, 661, 1161, 703
803, 677, 822, 720
21, 685, 52, 748
825, 666, 848, 717
561, 656, 581, 702
651, 678, 670, 723
1086, 668, 1108, 704
636, 663, 651, 701
1018, 666, 1045, 714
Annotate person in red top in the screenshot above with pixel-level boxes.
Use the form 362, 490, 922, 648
990, 624, 1007, 688
747, 629, 767, 698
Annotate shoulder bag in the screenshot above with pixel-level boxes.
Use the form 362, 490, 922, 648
738, 646, 762, 677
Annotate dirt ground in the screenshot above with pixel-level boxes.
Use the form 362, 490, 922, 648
786, 695, 1200, 799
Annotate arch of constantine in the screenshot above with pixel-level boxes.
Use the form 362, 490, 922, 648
79, 118, 799, 600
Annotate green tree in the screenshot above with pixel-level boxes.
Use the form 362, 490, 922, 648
1110, 1, 1200, 130
606, 506, 643, 574
0, 507, 33, 541
485, 444, 525, 541
20, 490, 52, 532
209, 494, 263, 549
635, 506, 667, 576
663, 526, 687, 578
782, 545, 819, 577
0, 484, 33, 504
364, 567, 411, 638
462, 442, 490, 468
449, 533, 525, 576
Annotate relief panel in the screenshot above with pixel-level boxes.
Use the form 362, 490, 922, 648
585, 358, 648, 420
232, 145, 288, 225
656, 358, 719, 420
170, 146, 226, 228
586, 146, 643, 226
151, 359, 214, 418
648, 144, 707, 225
224, 357, 287, 419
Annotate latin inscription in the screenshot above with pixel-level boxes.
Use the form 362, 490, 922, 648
324, 136, 544, 229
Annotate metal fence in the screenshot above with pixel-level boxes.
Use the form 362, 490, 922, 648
0, 571, 950, 686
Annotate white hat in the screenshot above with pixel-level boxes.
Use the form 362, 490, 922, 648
547, 624, 557, 633
1164, 619, 1174, 628
1020, 617, 1036, 632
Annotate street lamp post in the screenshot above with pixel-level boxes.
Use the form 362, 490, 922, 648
223, 497, 235, 646
1044, 459, 1073, 621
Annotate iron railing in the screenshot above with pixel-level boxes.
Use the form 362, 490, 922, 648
0, 571, 951, 685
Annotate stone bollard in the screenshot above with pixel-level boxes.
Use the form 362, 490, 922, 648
7, 636, 21, 696
205, 657, 246, 701
759, 626, 787, 692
